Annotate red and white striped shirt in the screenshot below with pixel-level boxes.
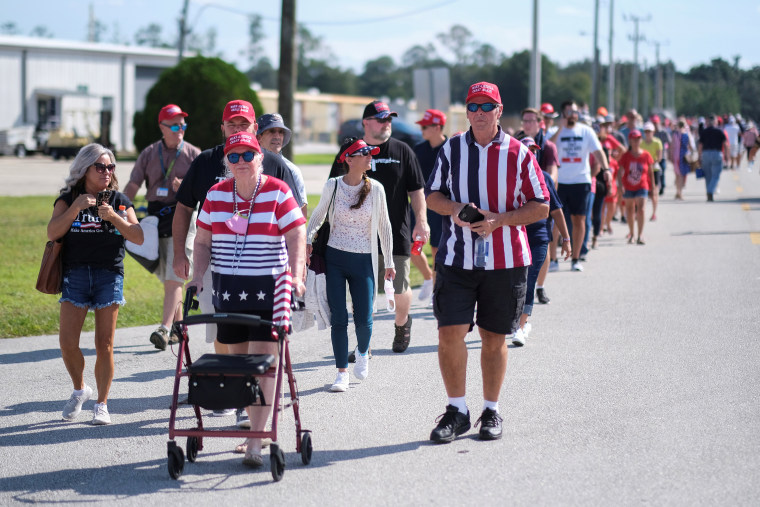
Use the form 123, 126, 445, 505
197, 176, 305, 311
426, 128, 548, 270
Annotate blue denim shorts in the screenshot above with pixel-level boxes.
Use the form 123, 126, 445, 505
623, 189, 648, 199
60, 266, 125, 310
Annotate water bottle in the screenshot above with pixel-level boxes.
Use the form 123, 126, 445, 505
384, 279, 396, 312
411, 235, 424, 256
474, 236, 489, 267
114, 205, 127, 235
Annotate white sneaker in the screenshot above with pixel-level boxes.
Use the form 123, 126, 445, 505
571, 261, 584, 272
212, 408, 236, 417
522, 322, 532, 339
548, 260, 559, 272
512, 328, 525, 346
62, 384, 93, 421
354, 351, 369, 381
236, 408, 251, 429
418, 279, 434, 300
329, 371, 349, 392
91, 402, 111, 425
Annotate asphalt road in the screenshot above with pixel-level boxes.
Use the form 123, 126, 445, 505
1, 160, 759, 505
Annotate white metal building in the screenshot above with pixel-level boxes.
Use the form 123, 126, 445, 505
0, 35, 179, 153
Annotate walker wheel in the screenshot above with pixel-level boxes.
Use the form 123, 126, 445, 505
270, 444, 285, 482
301, 432, 313, 465
168, 445, 185, 479
186, 436, 199, 463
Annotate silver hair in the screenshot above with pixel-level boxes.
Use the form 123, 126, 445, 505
59, 143, 118, 195
222, 150, 263, 179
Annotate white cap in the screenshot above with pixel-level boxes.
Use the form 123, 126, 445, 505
643, 122, 655, 131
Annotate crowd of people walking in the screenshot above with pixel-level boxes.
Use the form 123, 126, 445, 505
46, 81, 758, 458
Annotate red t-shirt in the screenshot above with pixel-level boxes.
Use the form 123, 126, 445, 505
618, 150, 654, 192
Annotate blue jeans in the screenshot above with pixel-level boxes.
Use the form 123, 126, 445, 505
580, 189, 595, 256
60, 265, 125, 310
524, 240, 548, 316
701, 150, 723, 195
325, 246, 375, 369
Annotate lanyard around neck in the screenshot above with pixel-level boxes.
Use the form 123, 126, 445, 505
158, 140, 183, 181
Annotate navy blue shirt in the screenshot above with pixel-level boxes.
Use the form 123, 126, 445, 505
526, 171, 562, 244
699, 127, 726, 151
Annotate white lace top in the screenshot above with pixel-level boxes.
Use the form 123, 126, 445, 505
328, 178, 373, 253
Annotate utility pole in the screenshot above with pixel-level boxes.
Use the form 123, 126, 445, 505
624, 13, 650, 112
607, 0, 615, 115
591, 0, 600, 113
278, 0, 297, 161
666, 61, 675, 113
649, 39, 668, 112
177, 0, 189, 63
88, 4, 96, 42
642, 59, 649, 118
529, 0, 541, 108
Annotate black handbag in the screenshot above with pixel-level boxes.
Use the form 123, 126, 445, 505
311, 179, 338, 257
147, 201, 176, 238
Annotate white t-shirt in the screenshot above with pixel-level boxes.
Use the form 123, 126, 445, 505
723, 124, 741, 147
555, 123, 603, 184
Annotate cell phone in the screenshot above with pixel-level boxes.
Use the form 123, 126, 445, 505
457, 204, 484, 223
97, 190, 112, 206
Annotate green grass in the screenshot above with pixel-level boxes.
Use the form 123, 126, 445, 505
293, 153, 336, 165
1, 193, 430, 338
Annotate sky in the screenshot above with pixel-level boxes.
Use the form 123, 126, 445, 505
2, 0, 758, 76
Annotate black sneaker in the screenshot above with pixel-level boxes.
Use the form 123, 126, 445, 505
348, 346, 372, 363
475, 408, 503, 441
392, 316, 412, 353
430, 405, 471, 443
536, 288, 550, 304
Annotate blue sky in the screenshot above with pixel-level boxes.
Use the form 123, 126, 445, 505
2, 0, 757, 73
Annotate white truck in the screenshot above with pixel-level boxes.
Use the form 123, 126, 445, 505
0, 125, 40, 157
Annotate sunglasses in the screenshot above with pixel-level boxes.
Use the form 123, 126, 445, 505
162, 123, 187, 132
466, 103, 499, 113
348, 147, 373, 157
227, 151, 257, 164
93, 162, 116, 174
372, 117, 393, 124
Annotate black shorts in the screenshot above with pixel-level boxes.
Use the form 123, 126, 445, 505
652, 170, 662, 188
432, 264, 527, 335
215, 309, 274, 344
558, 183, 591, 216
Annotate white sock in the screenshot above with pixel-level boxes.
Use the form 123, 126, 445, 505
160, 325, 169, 333
536, 285, 544, 290
72, 388, 84, 396
483, 400, 499, 413
448, 396, 468, 415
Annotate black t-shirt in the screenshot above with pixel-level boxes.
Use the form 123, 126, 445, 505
55, 190, 133, 275
176, 144, 304, 210
414, 138, 447, 184
699, 127, 726, 151
329, 138, 425, 255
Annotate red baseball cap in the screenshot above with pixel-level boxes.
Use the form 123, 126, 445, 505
597, 106, 608, 117
224, 132, 262, 154
223, 100, 256, 123
628, 130, 642, 139
650, 114, 661, 123
416, 109, 447, 127
158, 104, 188, 123
466, 82, 501, 104
540, 103, 559, 119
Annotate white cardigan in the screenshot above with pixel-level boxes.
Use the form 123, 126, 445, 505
306, 176, 395, 311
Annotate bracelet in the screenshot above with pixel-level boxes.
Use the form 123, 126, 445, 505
562, 238, 571, 243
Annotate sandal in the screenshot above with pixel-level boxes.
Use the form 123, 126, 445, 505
637, 238, 646, 245
392, 316, 412, 353
234, 438, 272, 454
242, 449, 263, 468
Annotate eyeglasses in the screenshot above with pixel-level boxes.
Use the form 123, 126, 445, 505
521, 118, 539, 123
93, 162, 116, 174
161, 123, 187, 132
467, 103, 499, 113
227, 151, 256, 164
348, 148, 373, 157
372, 117, 393, 124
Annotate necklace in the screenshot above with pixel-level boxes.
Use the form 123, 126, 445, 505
230, 174, 262, 274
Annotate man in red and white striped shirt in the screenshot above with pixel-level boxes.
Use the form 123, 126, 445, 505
426, 82, 549, 443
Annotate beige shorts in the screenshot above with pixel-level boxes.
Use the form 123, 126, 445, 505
155, 214, 195, 283
378, 254, 410, 294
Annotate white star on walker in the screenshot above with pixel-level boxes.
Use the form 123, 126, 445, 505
222, 291, 230, 301
256, 290, 266, 301
239, 291, 248, 301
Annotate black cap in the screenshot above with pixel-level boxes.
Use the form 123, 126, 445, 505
362, 100, 398, 120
